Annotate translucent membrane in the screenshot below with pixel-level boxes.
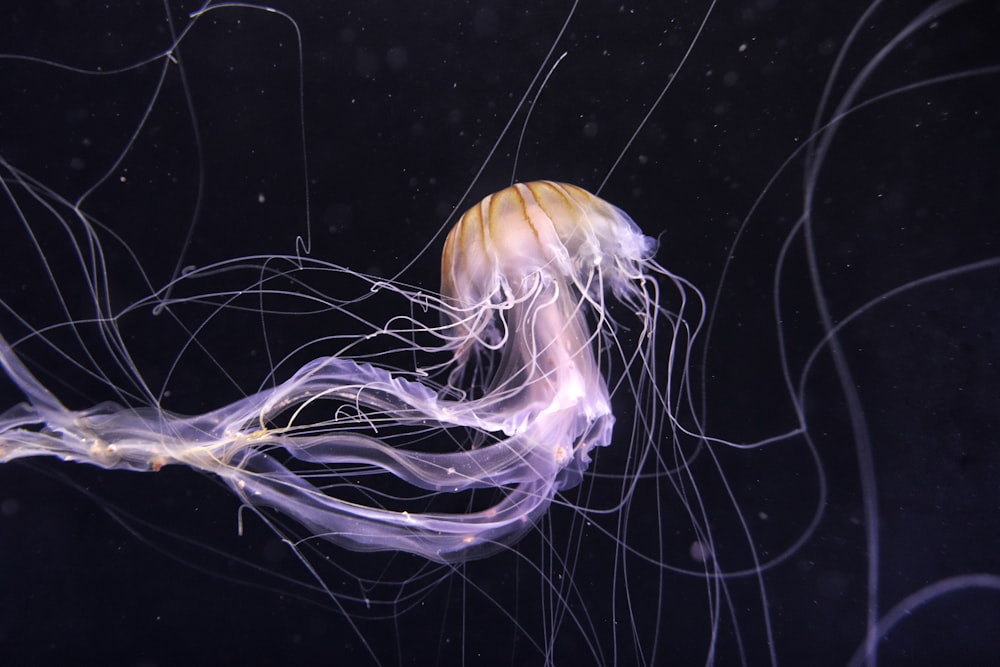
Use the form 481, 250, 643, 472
0, 180, 655, 563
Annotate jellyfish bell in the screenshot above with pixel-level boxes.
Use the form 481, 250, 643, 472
441, 180, 655, 310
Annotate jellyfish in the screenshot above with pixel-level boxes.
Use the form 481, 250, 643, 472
1, 180, 670, 564
2, 1, 1000, 666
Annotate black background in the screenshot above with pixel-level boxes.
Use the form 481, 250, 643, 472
1, 1, 999, 665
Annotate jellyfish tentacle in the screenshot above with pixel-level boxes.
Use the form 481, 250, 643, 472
1, 181, 656, 563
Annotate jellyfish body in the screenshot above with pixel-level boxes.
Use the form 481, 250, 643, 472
0, 181, 657, 563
